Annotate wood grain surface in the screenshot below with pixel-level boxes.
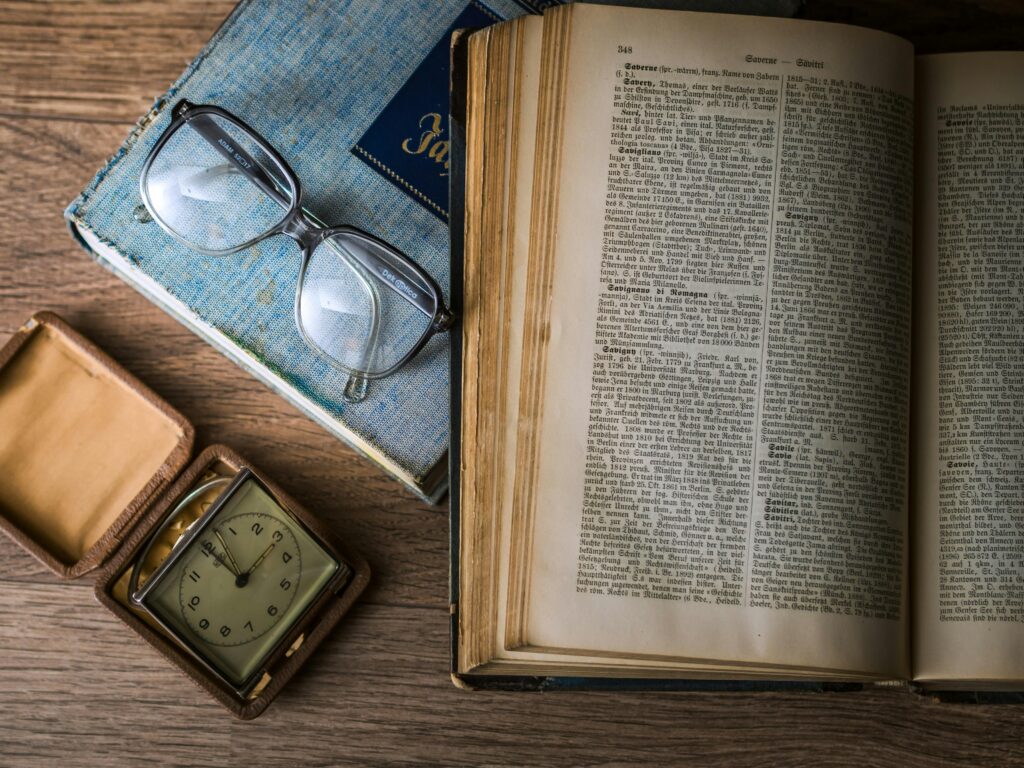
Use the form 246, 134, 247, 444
0, 1, 1022, 765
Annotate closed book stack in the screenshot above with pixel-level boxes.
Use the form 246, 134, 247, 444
65, 0, 551, 502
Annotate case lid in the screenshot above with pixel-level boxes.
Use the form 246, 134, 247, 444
0, 311, 194, 578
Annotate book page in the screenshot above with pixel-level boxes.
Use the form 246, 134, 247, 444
457, 15, 546, 673
516, 6, 914, 676
912, 52, 1024, 683
460, 17, 860, 679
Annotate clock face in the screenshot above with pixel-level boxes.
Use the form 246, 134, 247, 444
178, 512, 302, 646
141, 475, 341, 688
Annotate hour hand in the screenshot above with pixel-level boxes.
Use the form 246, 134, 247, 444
245, 542, 276, 576
213, 529, 242, 576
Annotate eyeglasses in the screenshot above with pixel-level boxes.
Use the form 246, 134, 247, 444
138, 100, 454, 402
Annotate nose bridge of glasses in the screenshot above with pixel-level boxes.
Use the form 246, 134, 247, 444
281, 212, 317, 246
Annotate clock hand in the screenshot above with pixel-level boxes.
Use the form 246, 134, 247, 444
213, 529, 242, 576
245, 541, 276, 576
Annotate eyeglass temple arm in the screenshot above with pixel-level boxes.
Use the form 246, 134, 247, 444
184, 113, 292, 211
319, 232, 440, 321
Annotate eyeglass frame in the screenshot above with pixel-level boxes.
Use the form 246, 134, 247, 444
138, 99, 455, 389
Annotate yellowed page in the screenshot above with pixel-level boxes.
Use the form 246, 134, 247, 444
912, 52, 1024, 683
458, 17, 541, 672
484, 19, 861, 678
519, 5, 914, 677
488, 15, 544, 668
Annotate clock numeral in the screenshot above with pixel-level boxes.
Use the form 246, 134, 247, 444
280, 578, 291, 591
228, 526, 238, 536
188, 595, 201, 611
220, 625, 231, 637
244, 620, 254, 632
282, 551, 293, 564
267, 605, 279, 617
251, 522, 264, 536
200, 540, 221, 567
188, 570, 200, 583
272, 530, 283, 543
199, 618, 210, 630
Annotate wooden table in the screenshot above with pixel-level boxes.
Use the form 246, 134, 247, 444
1, 1, 1022, 765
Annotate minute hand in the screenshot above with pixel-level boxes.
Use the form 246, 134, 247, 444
214, 529, 242, 576
246, 542, 276, 575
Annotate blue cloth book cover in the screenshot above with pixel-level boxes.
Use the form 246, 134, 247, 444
65, 0, 554, 502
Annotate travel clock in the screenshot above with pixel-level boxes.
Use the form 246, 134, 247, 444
128, 468, 351, 695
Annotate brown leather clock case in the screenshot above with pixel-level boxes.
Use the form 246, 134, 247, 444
95, 444, 371, 720
0, 312, 370, 719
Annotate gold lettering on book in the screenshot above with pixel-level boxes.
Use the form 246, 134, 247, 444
400, 112, 450, 176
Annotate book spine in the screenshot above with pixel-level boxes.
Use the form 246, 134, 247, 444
447, 27, 472, 676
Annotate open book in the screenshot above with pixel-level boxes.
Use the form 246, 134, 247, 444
452, 3, 1024, 688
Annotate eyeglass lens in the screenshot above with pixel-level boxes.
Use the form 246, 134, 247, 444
300, 232, 437, 377
143, 114, 294, 253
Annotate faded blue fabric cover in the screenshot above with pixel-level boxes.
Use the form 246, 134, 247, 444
66, 0, 545, 498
